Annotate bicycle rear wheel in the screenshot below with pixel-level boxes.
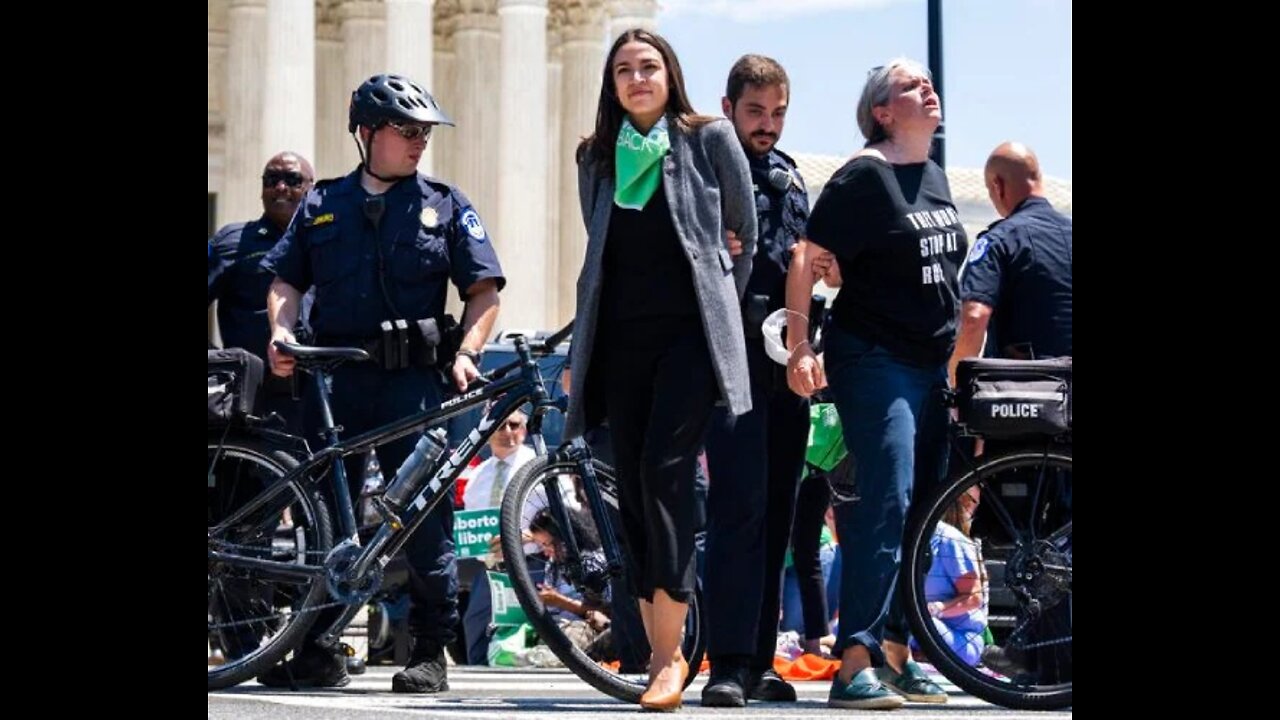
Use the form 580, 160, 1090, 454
208, 435, 333, 690
902, 447, 1072, 710
498, 455, 706, 703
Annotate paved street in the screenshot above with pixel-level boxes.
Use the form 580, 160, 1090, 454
209, 666, 1071, 719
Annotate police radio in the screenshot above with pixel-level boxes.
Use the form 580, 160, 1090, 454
751, 165, 794, 194
767, 167, 793, 192
363, 195, 386, 227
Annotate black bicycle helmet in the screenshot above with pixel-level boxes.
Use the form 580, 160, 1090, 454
348, 74, 454, 132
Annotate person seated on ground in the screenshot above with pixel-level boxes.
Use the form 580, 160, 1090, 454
916, 486, 988, 667
528, 506, 615, 661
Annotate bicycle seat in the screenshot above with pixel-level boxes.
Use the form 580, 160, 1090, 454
273, 341, 370, 370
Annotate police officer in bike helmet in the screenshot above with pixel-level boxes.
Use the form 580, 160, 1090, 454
260, 73, 505, 693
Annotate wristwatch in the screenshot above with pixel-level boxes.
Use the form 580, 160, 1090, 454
457, 347, 483, 363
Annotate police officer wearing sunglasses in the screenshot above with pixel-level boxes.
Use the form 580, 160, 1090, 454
260, 73, 505, 693
208, 151, 315, 431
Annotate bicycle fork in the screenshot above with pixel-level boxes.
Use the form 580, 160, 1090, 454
553, 439, 625, 588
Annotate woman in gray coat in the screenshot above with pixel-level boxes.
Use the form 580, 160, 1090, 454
564, 28, 757, 711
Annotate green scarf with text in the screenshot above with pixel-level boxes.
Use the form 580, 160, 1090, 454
614, 115, 670, 209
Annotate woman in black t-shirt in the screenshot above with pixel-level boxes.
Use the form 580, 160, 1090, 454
781, 58, 967, 710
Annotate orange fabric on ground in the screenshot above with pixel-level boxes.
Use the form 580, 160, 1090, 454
773, 653, 841, 681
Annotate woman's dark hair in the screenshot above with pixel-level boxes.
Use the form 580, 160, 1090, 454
529, 505, 602, 553
577, 28, 716, 173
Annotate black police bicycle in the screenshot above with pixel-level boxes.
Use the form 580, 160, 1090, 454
899, 357, 1072, 710
208, 322, 706, 694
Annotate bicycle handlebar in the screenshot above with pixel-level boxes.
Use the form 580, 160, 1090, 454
532, 320, 574, 356
475, 318, 575, 388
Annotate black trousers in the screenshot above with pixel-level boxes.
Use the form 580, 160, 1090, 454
305, 364, 459, 652
601, 319, 717, 604
703, 341, 809, 669
790, 470, 833, 641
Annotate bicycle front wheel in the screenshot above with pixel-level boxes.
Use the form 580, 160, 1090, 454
499, 455, 706, 703
902, 447, 1072, 710
208, 435, 333, 690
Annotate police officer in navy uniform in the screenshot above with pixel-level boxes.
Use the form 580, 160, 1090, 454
207, 152, 315, 667
950, 140, 1072, 377
948, 140, 1071, 685
701, 55, 815, 707
261, 74, 504, 693
208, 151, 315, 430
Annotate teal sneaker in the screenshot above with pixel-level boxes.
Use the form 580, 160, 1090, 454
875, 659, 948, 703
828, 668, 906, 710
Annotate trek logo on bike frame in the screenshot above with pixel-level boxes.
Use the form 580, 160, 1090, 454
407, 414, 498, 512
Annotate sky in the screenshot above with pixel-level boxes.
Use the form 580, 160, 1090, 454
655, 0, 1072, 181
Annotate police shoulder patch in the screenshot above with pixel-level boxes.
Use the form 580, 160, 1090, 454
968, 235, 991, 264
460, 208, 486, 240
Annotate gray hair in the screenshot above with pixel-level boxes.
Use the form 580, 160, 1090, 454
856, 57, 931, 145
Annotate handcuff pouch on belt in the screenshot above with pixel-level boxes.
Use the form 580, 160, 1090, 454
377, 315, 463, 371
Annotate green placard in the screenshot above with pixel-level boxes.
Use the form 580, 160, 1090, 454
487, 571, 529, 626
454, 508, 501, 559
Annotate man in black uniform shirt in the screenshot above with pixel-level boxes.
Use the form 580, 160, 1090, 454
702, 54, 812, 707
950, 140, 1072, 377
949, 140, 1072, 684
208, 151, 315, 428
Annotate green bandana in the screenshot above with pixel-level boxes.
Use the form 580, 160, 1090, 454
614, 116, 670, 209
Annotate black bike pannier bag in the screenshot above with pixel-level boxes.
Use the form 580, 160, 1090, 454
208, 348, 264, 424
955, 357, 1071, 438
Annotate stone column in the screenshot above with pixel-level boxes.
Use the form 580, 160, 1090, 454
604, 0, 655, 42
223, 0, 267, 226
340, 0, 388, 169
315, 6, 346, 179
432, 2, 458, 185
208, 1, 229, 225
433, 1, 464, 319
545, 6, 563, 326
496, 0, 549, 330
558, 1, 603, 323
262, 0, 316, 170
451, 1, 500, 234
386, 0, 436, 173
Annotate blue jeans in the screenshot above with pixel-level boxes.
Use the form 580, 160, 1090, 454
823, 326, 948, 667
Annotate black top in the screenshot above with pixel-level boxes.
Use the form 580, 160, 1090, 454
599, 180, 699, 325
960, 196, 1072, 358
805, 156, 968, 367
744, 148, 810, 309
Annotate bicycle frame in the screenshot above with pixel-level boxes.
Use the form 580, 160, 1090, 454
208, 333, 567, 648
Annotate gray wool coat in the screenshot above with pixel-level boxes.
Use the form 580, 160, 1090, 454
564, 117, 758, 439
